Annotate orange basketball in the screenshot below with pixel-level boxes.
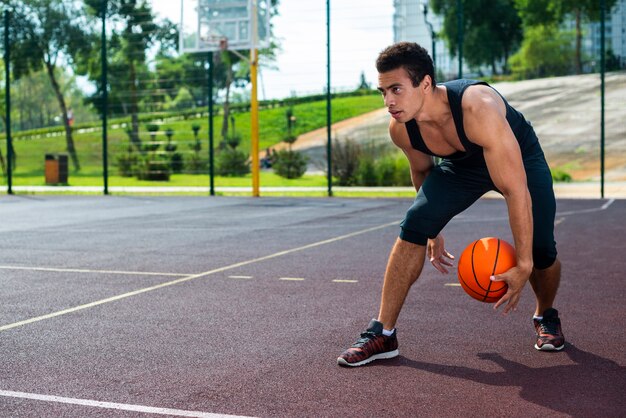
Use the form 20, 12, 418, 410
457, 237, 516, 303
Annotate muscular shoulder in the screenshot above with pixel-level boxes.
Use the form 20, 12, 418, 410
461, 84, 506, 119
461, 85, 512, 147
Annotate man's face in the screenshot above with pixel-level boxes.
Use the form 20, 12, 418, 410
377, 67, 424, 123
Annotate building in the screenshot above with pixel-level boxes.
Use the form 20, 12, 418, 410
564, 0, 626, 71
392, 0, 468, 81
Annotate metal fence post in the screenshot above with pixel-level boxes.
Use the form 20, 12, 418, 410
326, 0, 332, 197
101, 0, 109, 195
4, 10, 12, 195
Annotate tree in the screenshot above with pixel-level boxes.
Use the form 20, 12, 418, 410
430, 0, 522, 74
83, 0, 162, 152
509, 24, 576, 78
515, 0, 618, 74
8, 0, 95, 171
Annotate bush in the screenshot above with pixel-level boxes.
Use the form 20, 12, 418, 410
186, 154, 207, 174
551, 168, 572, 182
215, 148, 250, 176
169, 152, 184, 173
375, 155, 396, 186
135, 155, 170, 181
356, 157, 377, 186
392, 155, 412, 186
273, 150, 308, 179
331, 137, 362, 186
116, 152, 138, 177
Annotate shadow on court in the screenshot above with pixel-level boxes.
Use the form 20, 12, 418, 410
382, 344, 625, 417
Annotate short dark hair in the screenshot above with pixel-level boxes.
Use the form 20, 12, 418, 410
376, 42, 435, 88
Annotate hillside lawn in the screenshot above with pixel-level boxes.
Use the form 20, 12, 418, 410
1, 94, 383, 188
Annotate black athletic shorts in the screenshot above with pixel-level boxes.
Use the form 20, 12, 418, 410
399, 146, 558, 269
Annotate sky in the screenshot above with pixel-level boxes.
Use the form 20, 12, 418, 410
151, 0, 395, 100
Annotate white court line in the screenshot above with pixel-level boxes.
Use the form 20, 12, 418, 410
0, 390, 253, 418
444, 283, 462, 287
279, 277, 305, 281
0, 265, 187, 277
455, 199, 617, 223
332, 279, 358, 283
228, 275, 253, 279
0, 220, 399, 333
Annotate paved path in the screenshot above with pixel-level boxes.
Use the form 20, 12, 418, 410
280, 72, 626, 181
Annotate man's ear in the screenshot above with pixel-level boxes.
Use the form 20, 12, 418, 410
421, 74, 433, 92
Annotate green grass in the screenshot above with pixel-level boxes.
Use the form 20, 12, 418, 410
1, 93, 383, 188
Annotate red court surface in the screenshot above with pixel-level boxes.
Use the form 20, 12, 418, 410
0, 196, 624, 417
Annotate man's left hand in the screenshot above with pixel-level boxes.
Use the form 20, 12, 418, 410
491, 266, 531, 314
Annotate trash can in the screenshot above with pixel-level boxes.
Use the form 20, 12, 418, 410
45, 153, 69, 185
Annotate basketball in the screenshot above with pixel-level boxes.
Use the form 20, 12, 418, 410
457, 237, 516, 303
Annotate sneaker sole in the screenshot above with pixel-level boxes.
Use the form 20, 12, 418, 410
337, 349, 399, 367
534, 343, 565, 351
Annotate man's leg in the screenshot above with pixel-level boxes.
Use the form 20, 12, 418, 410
529, 257, 561, 316
523, 150, 564, 350
378, 238, 427, 330
337, 163, 488, 366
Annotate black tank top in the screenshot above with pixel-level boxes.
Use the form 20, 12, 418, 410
405, 79, 539, 166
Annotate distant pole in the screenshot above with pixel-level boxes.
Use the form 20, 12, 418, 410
457, 0, 463, 78
421, 3, 436, 75
251, 0, 260, 197
600, 0, 606, 198
101, 1, 108, 195
251, 48, 260, 197
326, 0, 333, 197
208, 51, 215, 196
4, 10, 12, 195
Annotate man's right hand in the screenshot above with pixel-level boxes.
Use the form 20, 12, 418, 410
427, 234, 455, 274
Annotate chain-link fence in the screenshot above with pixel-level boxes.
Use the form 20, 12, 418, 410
0, 0, 624, 196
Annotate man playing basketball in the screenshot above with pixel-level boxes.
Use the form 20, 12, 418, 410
337, 42, 565, 367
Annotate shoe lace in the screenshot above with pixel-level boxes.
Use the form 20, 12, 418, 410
538, 319, 559, 335
352, 331, 378, 348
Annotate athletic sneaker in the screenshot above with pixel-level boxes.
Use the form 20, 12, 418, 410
533, 308, 565, 351
337, 319, 399, 367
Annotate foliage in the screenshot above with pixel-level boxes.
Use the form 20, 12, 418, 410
514, 0, 618, 73
551, 167, 572, 182
356, 156, 377, 186
332, 139, 412, 187
169, 152, 184, 174
116, 149, 138, 177
186, 154, 207, 174
135, 154, 170, 181
430, 0, 522, 74
272, 150, 308, 179
215, 148, 250, 177
331, 137, 362, 186
7, 0, 96, 171
509, 24, 576, 79
82, 0, 168, 152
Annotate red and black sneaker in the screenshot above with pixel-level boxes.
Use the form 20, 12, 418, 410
337, 319, 399, 367
533, 308, 565, 351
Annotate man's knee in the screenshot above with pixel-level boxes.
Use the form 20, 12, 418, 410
533, 245, 558, 270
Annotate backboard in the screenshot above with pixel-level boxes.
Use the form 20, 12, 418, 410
180, 0, 271, 53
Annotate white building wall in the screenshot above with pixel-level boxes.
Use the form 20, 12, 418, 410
611, 0, 626, 65
392, 0, 466, 80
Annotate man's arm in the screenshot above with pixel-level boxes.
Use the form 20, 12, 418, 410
389, 120, 453, 273
388, 120, 434, 193
463, 86, 534, 313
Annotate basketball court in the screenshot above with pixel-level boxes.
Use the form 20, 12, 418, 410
1, 195, 624, 417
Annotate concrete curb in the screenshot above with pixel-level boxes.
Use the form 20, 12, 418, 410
2, 182, 625, 198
